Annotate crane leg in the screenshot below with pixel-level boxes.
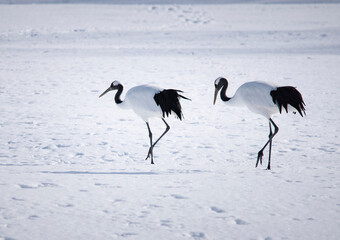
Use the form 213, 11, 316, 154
145, 122, 154, 164
267, 122, 273, 170
256, 118, 279, 169
145, 119, 170, 164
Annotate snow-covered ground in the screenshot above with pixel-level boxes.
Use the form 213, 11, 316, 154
1, 2, 340, 240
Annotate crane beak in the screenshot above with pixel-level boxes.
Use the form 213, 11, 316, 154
213, 88, 219, 105
99, 87, 112, 98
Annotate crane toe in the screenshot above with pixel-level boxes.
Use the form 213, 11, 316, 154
145, 147, 154, 164
256, 151, 263, 167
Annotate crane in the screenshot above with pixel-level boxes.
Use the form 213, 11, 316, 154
213, 77, 306, 170
99, 81, 190, 164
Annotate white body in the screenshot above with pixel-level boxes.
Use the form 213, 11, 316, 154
118, 85, 163, 122
226, 81, 279, 119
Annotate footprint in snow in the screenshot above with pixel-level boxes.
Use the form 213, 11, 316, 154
210, 206, 225, 213
234, 218, 249, 225
116, 233, 137, 238
160, 219, 172, 228
57, 203, 74, 208
171, 194, 188, 199
17, 184, 38, 189
190, 232, 206, 239
56, 144, 70, 148
28, 215, 39, 220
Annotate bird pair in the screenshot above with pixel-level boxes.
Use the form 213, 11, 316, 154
99, 77, 306, 170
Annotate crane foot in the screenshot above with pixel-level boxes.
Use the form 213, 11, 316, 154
145, 147, 154, 164
256, 151, 263, 167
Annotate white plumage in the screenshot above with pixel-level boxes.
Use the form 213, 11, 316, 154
120, 84, 163, 121
214, 77, 306, 170
224, 81, 279, 119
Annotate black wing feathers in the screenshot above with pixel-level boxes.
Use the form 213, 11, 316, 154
270, 86, 306, 117
154, 89, 190, 120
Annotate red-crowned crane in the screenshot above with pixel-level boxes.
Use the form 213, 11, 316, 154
213, 77, 306, 170
99, 81, 190, 164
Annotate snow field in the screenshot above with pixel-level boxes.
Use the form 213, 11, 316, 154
0, 3, 340, 240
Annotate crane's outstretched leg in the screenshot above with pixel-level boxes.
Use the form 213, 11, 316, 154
145, 122, 154, 164
256, 122, 272, 167
145, 119, 170, 164
267, 122, 273, 170
256, 118, 279, 170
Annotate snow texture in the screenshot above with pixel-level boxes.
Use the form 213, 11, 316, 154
0, 1, 340, 240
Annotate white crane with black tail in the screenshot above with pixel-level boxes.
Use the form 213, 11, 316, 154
99, 81, 190, 164
213, 77, 306, 170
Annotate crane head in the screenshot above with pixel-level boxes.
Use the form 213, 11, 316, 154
214, 77, 228, 104
99, 81, 122, 98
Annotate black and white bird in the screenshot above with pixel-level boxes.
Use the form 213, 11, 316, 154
99, 81, 190, 164
213, 77, 306, 170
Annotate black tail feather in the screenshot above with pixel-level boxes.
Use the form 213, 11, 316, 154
154, 89, 190, 120
270, 86, 306, 117
175, 90, 191, 101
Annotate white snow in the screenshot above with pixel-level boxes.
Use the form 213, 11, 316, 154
0, 1, 340, 240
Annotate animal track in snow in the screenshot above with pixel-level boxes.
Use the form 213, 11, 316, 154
28, 215, 39, 220
116, 232, 138, 238
57, 203, 74, 208
149, 5, 212, 25
210, 206, 225, 213
160, 219, 172, 228
17, 184, 38, 189
226, 216, 249, 225
171, 194, 188, 199
190, 232, 207, 239
234, 218, 249, 225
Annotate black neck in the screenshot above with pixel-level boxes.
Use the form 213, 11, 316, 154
220, 83, 231, 102
115, 84, 123, 104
